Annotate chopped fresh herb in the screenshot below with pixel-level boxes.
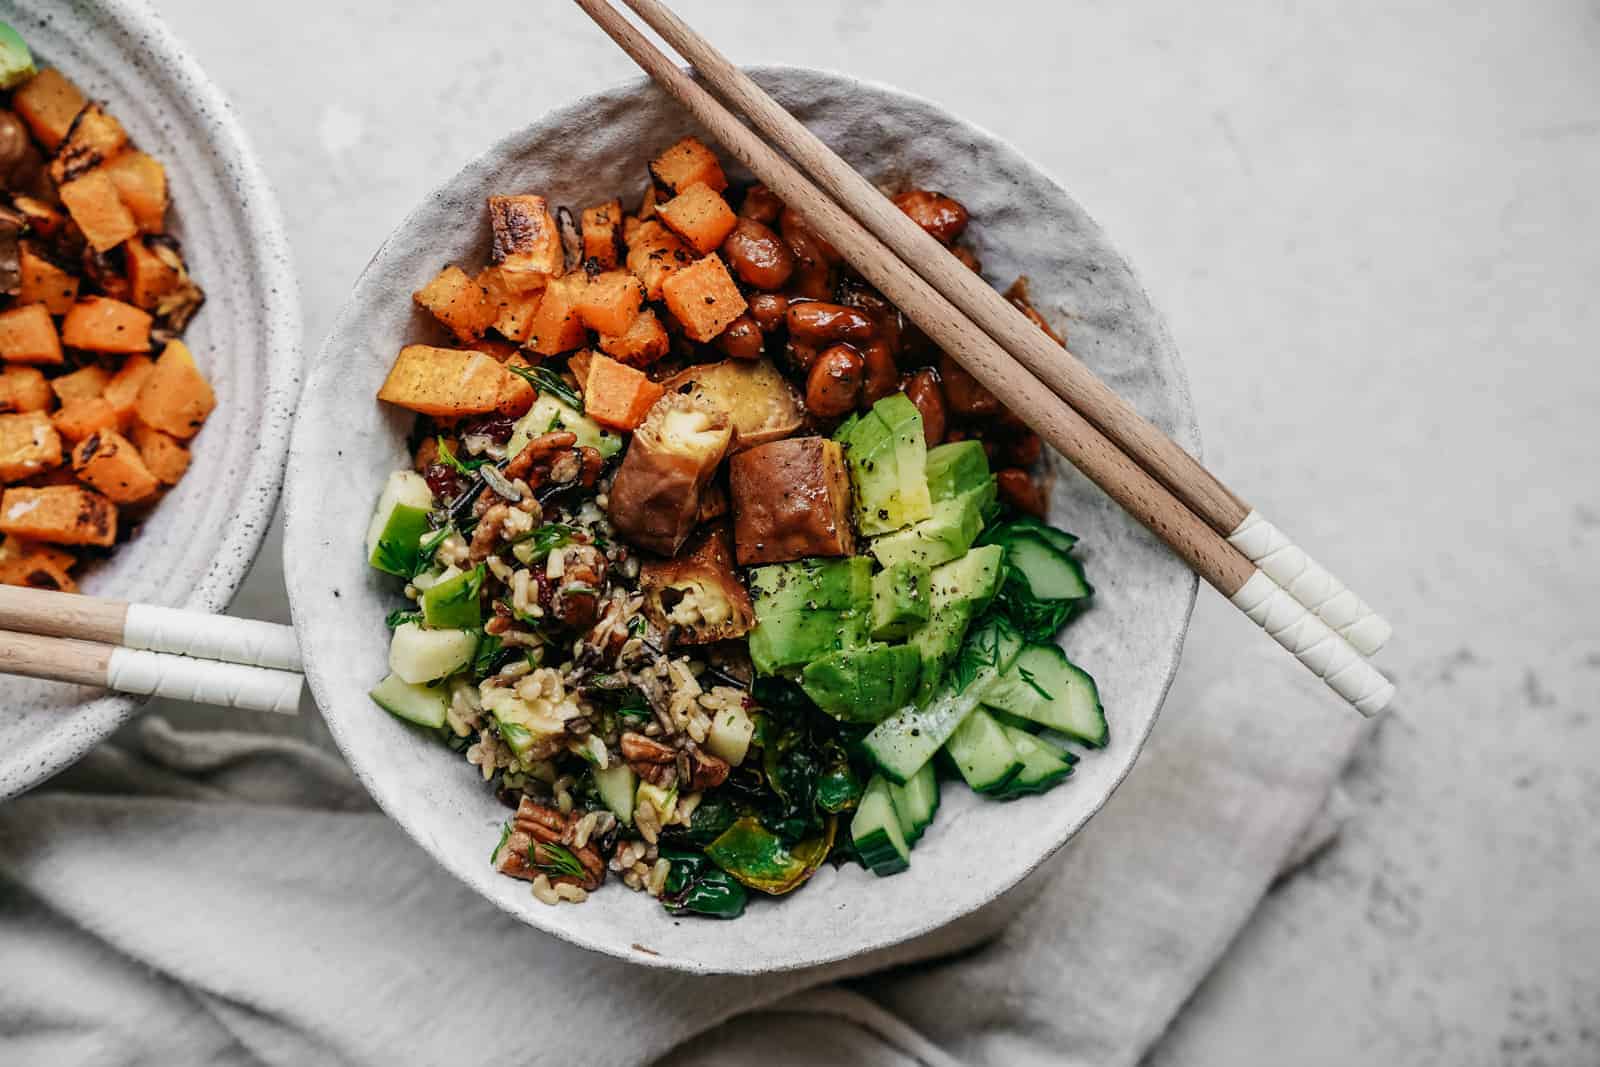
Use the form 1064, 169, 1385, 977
510, 522, 580, 558
385, 609, 424, 629
506, 363, 584, 413
436, 436, 487, 476
1017, 664, 1053, 701
473, 633, 506, 679
413, 525, 454, 577
491, 821, 512, 863
531, 841, 588, 881
561, 582, 598, 597
499, 721, 532, 749
627, 615, 648, 637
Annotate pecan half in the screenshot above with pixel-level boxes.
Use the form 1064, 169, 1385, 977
507, 798, 605, 890
686, 743, 730, 792
468, 502, 511, 561
504, 430, 579, 484
620, 731, 678, 788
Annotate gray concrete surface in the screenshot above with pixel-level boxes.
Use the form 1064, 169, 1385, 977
151, 0, 1600, 1061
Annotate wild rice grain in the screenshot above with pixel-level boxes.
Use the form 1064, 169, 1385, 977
646, 859, 670, 897
532, 874, 559, 906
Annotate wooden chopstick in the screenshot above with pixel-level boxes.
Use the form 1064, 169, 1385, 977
611, 0, 1391, 658
573, 0, 1394, 714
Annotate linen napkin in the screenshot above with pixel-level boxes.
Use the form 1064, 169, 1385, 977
0, 596, 1365, 1066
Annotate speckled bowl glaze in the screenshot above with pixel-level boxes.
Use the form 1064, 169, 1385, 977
286, 67, 1196, 974
0, 0, 302, 798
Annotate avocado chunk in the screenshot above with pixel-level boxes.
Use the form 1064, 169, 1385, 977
874, 393, 932, 523
800, 643, 921, 723
0, 24, 35, 90
868, 484, 988, 570
926, 439, 992, 503
747, 556, 873, 674
906, 544, 1004, 701
836, 396, 934, 536
871, 560, 931, 639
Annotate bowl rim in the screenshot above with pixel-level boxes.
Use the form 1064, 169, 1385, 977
0, 0, 304, 799
288, 63, 1197, 974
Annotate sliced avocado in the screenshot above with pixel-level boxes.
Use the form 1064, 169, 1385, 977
925, 439, 991, 503
0, 25, 35, 91
871, 560, 931, 640
800, 643, 921, 723
748, 556, 871, 614
421, 563, 484, 630
873, 393, 932, 526
837, 410, 903, 535
748, 608, 869, 676
869, 485, 987, 570
906, 544, 1005, 700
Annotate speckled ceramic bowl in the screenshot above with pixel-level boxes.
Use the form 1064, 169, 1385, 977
285, 67, 1195, 974
0, 0, 302, 798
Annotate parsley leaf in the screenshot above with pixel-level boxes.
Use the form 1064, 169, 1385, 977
435, 436, 486, 476
385, 609, 424, 629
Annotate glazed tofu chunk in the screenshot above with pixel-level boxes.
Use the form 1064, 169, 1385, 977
606, 392, 732, 557
729, 436, 855, 565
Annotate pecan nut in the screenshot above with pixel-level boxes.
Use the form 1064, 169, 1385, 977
620, 731, 678, 788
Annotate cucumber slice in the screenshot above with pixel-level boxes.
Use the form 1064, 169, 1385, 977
851, 773, 911, 875
996, 514, 1078, 555
888, 761, 939, 844
365, 470, 435, 577
864, 662, 999, 784
944, 708, 1023, 793
388, 623, 478, 685
1005, 533, 1092, 600
996, 724, 1076, 797
594, 762, 637, 826
369, 672, 448, 728
421, 563, 485, 629
984, 643, 1108, 747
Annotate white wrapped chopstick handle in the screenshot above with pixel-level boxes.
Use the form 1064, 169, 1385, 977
122, 605, 301, 670
1230, 570, 1394, 716
106, 647, 302, 715
1227, 510, 1392, 655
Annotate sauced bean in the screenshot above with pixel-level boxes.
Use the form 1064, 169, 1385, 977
997, 468, 1047, 517
1003, 432, 1042, 466
937, 352, 1001, 417
747, 291, 789, 332
715, 314, 765, 360
786, 301, 874, 344
781, 206, 839, 263
951, 246, 982, 273
804, 344, 864, 417
903, 369, 947, 447
783, 226, 832, 300
738, 183, 784, 224
892, 189, 969, 245
721, 218, 794, 290
0, 112, 29, 175
861, 340, 899, 406
786, 339, 820, 373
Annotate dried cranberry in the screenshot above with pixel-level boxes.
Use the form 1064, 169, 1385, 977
423, 463, 467, 501
460, 413, 517, 443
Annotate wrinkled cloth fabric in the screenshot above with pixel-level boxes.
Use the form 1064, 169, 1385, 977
0, 600, 1364, 1066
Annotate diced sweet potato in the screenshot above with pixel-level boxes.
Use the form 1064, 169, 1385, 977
49, 105, 129, 185
131, 422, 190, 485
0, 412, 63, 482
607, 392, 732, 557
0, 305, 64, 365
661, 253, 748, 342
656, 182, 738, 255
124, 237, 180, 311
649, 136, 727, 194
101, 150, 167, 232
0, 536, 77, 573
568, 350, 594, 395
475, 266, 542, 344
496, 352, 537, 417
582, 354, 664, 432
581, 199, 623, 269
376, 344, 511, 418
413, 265, 495, 342
621, 213, 644, 245
19, 243, 79, 314
0, 484, 117, 546
134, 340, 214, 438
50, 365, 111, 406
52, 397, 118, 442
0, 367, 52, 414
597, 308, 670, 367
0, 551, 77, 592
13, 68, 87, 150
59, 170, 139, 253
625, 220, 695, 301
104, 354, 154, 425
488, 194, 564, 290
525, 274, 589, 357
14, 196, 66, 239
574, 270, 644, 336
728, 436, 856, 565
61, 296, 152, 354
638, 522, 754, 644
638, 184, 658, 220
71, 428, 159, 503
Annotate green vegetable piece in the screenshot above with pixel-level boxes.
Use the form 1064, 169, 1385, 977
421, 563, 485, 630
705, 816, 836, 895
870, 560, 931, 639
925, 439, 991, 503
365, 471, 435, 577
0, 24, 36, 90
660, 848, 748, 919
799, 643, 921, 723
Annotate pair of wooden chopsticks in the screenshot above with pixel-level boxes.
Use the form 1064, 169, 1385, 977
575, 0, 1395, 714
0, 584, 302, 715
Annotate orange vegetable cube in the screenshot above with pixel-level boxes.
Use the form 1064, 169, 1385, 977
52, 397, 119, 442
125, 237, 181, 311
649, 136, 727, 194
0, 551, 77, 591
413, 265, 495, 342
101, 150, 167, 232
568, 350, 594, 394
0, 485, 117, 546
0, 305, 64, 365
582, 354, 664, 432
61, 296, 152, 355
475, 266, 542, 344
488, 194, 564, 290
49, 105, 129, 185
134, 340, 214, 439
71, 428, 159, 504
14, 196, 67, 239
597, 308, 671, 367
625, 220, 695, 301
574, 270, 644, 336
0, 367, 53, 414
0, 537, 77, 573
19, 243, 79, 315
376, 344, 511, 418
496, 353, 537, 417
104, 355, 155, 425
131, 423, 190, 485
59, 170, 139, 253
656, 181, 738, 255
50, 365, 111, 406
580, 199, 623, 269
12, 68, 87, 150
661, 254, 748, 342
525, 274, 589, 357
0, 412, 63, 482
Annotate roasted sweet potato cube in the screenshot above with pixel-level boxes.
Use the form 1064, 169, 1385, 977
625, 220, 695, 301
607, 392, 732, 557
131, 422, 190, 485
14, 196, 66, 239
488, 194, 564, 290
134, 340, 214, 439
13, 68, 87, 150
377, 344, 510, 418
0, 485, 116, 546
596, 308, 670, 367
0, 548, 77, 591
52, 397, 118, 442
638, 184, 659, 220
0, 537, 76, 573
59, 170, 139, 253
0, 367, 52, 414
649, 136, 728, 194
49, 105, 129, 185
104, 354, 154, 425
50, 365, 111, 406
582, 353, 663, 432
474, 266, 542, 343
413, 265, 495, 342
639, 522, 754, 643
61, 296, 151, 354
574, 270, 644, 336
71, 428, 159, 503
661, 254, 747, 342
124, 237, 181, 311
0, 412, 63, 482
729, 436, 855, 565
580, 199, 623, 269
496, 352, 537, 417
525, 274, 589, 356
656, 182, 738, 256
0, 304, 63, 365
101, 150, 167, 232
662, 358, 805, 452
19, 243, 79, 314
